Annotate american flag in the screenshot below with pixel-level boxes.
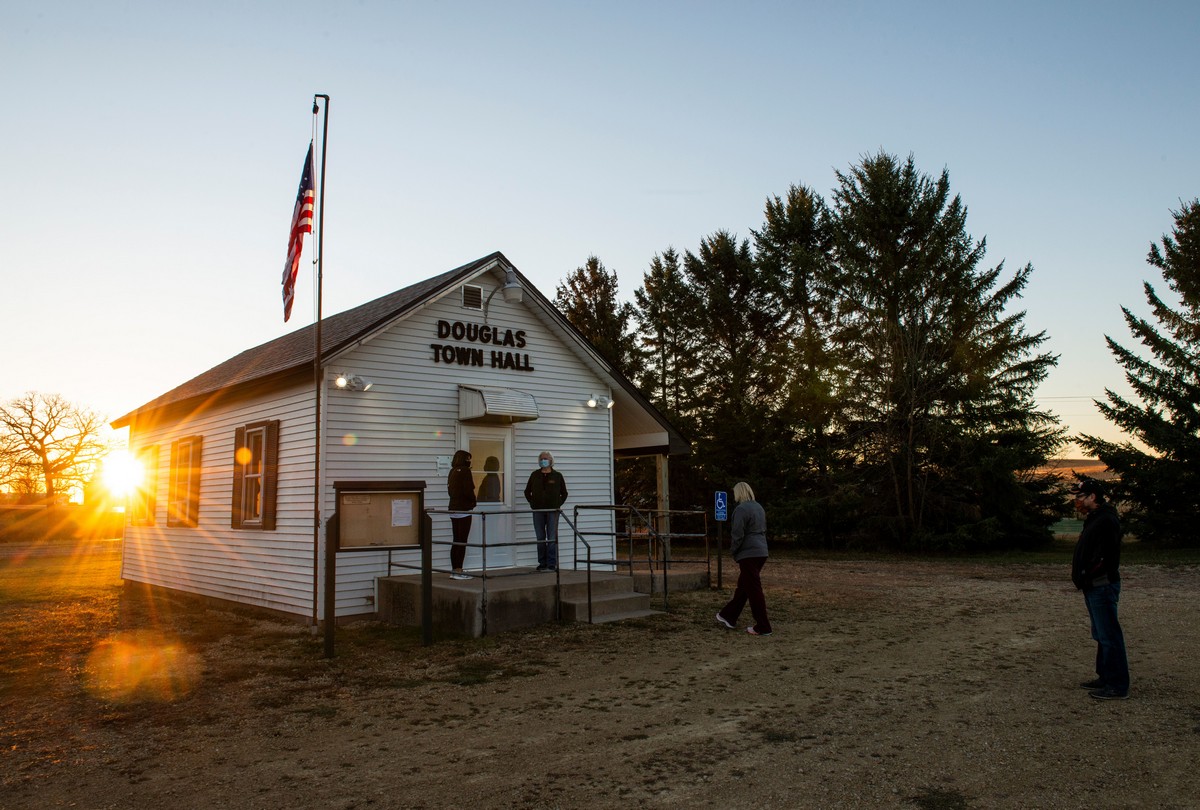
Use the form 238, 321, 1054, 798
282, 142, 315, 322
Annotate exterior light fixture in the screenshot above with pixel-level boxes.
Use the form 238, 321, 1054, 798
483, 267, 524, 322
334, 373, 373, 392
587, 394, 614, 409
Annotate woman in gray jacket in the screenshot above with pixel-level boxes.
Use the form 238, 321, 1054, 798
716, 481, 772, 636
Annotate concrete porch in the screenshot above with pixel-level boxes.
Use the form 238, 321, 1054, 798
376, 566, 709, 638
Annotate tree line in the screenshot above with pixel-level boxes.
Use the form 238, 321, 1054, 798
5, 153, 1196, 550
556, 151, 1199, 550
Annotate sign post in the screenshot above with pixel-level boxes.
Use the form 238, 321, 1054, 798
714, 491, 727, 589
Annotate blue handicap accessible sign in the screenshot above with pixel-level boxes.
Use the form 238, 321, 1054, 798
715, 491, 728, 521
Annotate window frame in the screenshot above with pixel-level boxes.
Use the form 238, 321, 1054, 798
130, 444, 158, 526
167, 436, 203, 528
231, 420, 279, 530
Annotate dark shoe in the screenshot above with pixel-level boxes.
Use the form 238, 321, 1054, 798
546, 566, 556, 572
1089, 687, 1129, 701
536, 565, 548, 572
746, 627, 772, 637
1079, 678, 1106, 689
715, 613, 735, 630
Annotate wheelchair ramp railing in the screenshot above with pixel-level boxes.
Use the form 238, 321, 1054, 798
571, 505, 709, 617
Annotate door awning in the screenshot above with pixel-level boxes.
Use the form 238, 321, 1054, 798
458, 385, 539, 424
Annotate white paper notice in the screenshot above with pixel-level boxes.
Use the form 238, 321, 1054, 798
391, 498, 413, 527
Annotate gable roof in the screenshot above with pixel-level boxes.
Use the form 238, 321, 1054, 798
112, 254, 499, 428
112, 252, 689, 455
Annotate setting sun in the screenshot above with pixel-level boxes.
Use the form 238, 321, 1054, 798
101, 449, 144, 499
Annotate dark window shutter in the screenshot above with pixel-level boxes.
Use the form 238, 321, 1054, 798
231, 426, 246, 528
187, 436, 202, 527
167, 439, 184, 527
134, 444, 158, 526
144, 445, 158, 525
261, 420, 280, 530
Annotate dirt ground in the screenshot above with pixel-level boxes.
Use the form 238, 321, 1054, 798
3, 549, 1199, 809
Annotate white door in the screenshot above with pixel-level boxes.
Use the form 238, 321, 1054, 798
460, 426, 515, 570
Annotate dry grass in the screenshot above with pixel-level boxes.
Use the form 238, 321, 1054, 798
1038, 457, 1112, 479
5, 545, 1200, 809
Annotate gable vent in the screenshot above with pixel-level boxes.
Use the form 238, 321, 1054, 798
462, 285, 483, 310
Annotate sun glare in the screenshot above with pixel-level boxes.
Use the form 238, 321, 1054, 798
102, 449, 145, 499
84, 630, 200, 703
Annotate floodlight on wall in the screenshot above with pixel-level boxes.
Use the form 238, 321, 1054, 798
482, 267, 524, 322
587, 394, 614, 409
333, 373, 373, 392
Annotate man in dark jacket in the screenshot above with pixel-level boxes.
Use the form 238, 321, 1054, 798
1071, 478, 1129, 700
524, 451, 567, 571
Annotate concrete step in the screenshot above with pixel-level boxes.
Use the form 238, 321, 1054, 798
586, 608, 665, 625
631, 568, 710, 594
558, 574, 645, 601
377, 568, 672, 637
561, 590, 651, 622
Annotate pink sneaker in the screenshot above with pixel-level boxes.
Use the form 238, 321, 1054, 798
746, 627, 772, 636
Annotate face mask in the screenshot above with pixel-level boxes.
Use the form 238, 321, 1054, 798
539, 459, 550, 469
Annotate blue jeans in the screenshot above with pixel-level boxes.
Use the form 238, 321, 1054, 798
532, 510, 559, 569
1084, 581, 1129, 693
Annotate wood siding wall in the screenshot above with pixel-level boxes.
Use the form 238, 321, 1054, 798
324, 283, 617, 614
122, 278, 618, 620
122, 385, 317, 616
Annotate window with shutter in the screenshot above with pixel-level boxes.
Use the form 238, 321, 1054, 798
131, 445, 158, 526
232, 420, 280, 530
167, 436, 202, 527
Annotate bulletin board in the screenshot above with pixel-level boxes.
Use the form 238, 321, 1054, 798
333, 481, 426, 551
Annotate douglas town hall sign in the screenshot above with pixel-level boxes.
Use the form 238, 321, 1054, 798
429, 319, 535, 372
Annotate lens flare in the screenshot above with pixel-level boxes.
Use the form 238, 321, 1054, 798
341, 433, 358, 446
84, 630, 200, 703
101, 450, 145, 499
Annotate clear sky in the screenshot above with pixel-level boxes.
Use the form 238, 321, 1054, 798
5, 1, 1198, 457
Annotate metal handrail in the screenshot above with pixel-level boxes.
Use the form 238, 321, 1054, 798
406, 505, 709, 635
410, 507, 575, 636
624, 505, 709, 611
570, 505, 708, 615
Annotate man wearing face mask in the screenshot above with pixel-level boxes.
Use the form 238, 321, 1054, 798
524, 451, 567, 571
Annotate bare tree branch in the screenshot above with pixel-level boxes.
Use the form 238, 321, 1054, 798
0, 392, 112, 500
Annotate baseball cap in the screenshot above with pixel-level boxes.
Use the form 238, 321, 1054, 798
1072, 478, 1106, 498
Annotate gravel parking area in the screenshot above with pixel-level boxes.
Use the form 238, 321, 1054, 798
3, 555, 1198, 809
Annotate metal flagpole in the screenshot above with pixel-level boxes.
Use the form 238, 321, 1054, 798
311, 94, 334, 657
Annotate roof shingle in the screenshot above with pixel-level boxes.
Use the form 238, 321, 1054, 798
112, 253, 503, 427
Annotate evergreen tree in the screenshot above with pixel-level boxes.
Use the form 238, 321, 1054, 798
632, 248, 702, 426
826, 153, 1063, 549
554, 256, 641, 380
682, 231, 791, 505
556, 255, 679, 513
751, 185, 851, 545
618, 249, 703, 513
1079, 200, 1200, 546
